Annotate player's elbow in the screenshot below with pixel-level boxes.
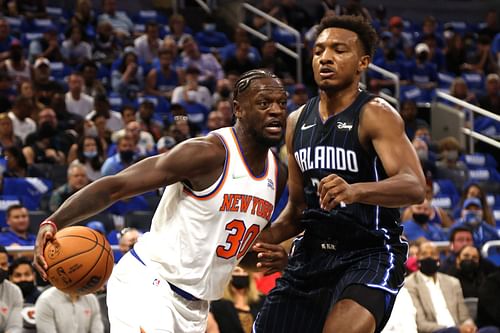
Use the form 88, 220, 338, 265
408, 180, 426, 205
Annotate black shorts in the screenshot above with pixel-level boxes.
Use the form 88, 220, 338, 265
253, 233, 408, 333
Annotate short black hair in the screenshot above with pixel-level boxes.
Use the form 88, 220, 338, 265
449, 226, 473, 242
233, 69, 280, 101
0, 246, 7, 255
6, 204, 25, 218
316, 15, 378, 58
8, 256, 33, 276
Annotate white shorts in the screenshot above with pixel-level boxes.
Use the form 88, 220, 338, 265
106, 251, 209, 333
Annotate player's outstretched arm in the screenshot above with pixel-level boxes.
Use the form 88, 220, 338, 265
34, 135, 226, 277
318, 98, 426, 210
258, 108, 306, 245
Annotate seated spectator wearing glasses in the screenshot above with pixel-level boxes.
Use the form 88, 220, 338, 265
0, 204, 36, 247
49, 163, 90, 212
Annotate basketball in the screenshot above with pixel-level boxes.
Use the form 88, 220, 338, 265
43, 226, 114, 295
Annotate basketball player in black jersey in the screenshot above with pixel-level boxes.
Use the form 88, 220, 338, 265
252, 16, 426, 333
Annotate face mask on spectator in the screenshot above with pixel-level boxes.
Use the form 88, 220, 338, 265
0, 269, 8, 283
16, 281, 36, 298
413, 213, 429, 225
459, 259, 479, 277
418, 257, 439, 276
416, 135, 430, 146
444, 150, 458, 161
230, 275, 250, 289
416, 149, 428, 162
120, 150, 135, 163
84, 151, 98, 159
464, 210, 482, 226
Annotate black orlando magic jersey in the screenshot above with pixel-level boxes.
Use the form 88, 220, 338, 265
293, 90, 402, 242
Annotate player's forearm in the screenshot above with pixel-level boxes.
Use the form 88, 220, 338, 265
261, 204, 304, 244
352, 173, 425, 208
47, 176, 125, 228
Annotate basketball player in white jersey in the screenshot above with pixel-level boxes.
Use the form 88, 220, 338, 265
33, 69, 289, 333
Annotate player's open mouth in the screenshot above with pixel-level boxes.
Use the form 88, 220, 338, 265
265, 120, 283, 135
319, 67, 336, 79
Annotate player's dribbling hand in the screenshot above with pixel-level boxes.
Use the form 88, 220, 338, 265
33, 223, 57, 280
253, 243, 288, 275
317, 174, 357, 211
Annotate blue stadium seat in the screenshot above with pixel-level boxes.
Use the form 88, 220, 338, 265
132, 10, 168, 25
474, 116, 500, 137
108, 93, 126, 111
432, 179, 460, 210
468, 168, 500, 183
460, 153, 498, 170
462, 73, 484, 94
106, 196, 150, 215
49, 61, 72, 80
444, 21, 469, 35
21, 32, 43, 48
5, 16, 23, 36
1, 177, 53, 211
437, 72, 456, 90
137, 95, 170, 115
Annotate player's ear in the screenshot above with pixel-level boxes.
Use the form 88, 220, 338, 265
233, 100, 242, 119
357, 55, 370, 73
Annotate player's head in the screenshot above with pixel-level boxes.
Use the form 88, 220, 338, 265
232, 69, 287, 147
313, 15, 377, 92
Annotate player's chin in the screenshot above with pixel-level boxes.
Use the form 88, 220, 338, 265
258, 131, 283, 146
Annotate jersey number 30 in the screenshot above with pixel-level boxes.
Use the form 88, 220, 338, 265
216, 220, 260, 260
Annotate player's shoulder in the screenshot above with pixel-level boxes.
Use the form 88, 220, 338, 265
287, 104, 307, 133
170, 133, 226, 165
361, 97, 403, 126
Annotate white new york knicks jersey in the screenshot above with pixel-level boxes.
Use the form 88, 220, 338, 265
134, 127, 278, 300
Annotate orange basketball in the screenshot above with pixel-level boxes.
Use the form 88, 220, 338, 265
43, 226, 114, 295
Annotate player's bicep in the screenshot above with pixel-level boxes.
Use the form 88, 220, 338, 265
285, 109, 306, 212
366, 101, 423, 179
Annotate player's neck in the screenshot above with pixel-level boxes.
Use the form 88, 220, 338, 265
232, 125, 268, 174
318, 85, 360, 120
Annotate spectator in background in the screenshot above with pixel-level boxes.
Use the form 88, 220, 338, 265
35, 286, 104, 333
0, 18, 15, 62
478, 73, 499, 115
181, 35, 224, 90
195, 18, 230, 50
422, 34, 446, 72
208, 266, 263, 333
448, 245, 488, 298
400, 99, 428, 140
8, 256, 41, 304
145, 48, 179, 100
49, 163, 89, 212
71, 0, 96, 33
23, 108, 70, 165
123, 121, 155, 157
451, 198, 500, 248
93, 20, 120, 67
408, 43, 438, 91
205, 110, 224, 134
435, 136, 469, 190
137, 101, 163, 141
440, 226, 497, 276
67, 135, 105, 182
411, 138, 437, 179
101, 135, 137, 176
81, 61, 107, 97
450, 77, 478, 106
61, 24, 92, 66
50, 88, 86, 134
223, 40, 258, 76
286, 84, 309, 113
168, 14, 192, 47
65, 72, 94, 119
417, 16, 444, 49
134, 21, 162, 65
276, 0, 311, 33
258, 39, 291, 81
32, 57, 64, 108
462, 35, 498, 75
17, 80, 44, 119
87, 113, 111, 156
402, 199, 447, 242
214, 99, 233, 127
168, 105, 194, 143
0, 245, 23, 333
1, 146, 43, 179
388, 16, 412, 54
0, 204, 35, 247
0, 113, 22, 152
445, 33, 467, 76
455, 183, 496, 227
111, 47, 144, 101
98, 0, 133, 40
478, 9, 499, 40
28, 25, 63, 63
212, 78, 233, 106
86, 94, 123, 133
0, 40, 32, 85
477, 270, 500, 330
406, 242, 497, 333
171, 66, 212, 110
118, 227, 141, 256
7, 96, 36, 144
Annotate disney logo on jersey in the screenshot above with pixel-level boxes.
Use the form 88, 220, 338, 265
337, 122, 353, 131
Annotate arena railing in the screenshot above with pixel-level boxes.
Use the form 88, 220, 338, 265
481, 240, 500, 259
238, 3, 303, 84
363, 63, 400, 109
435, 90, 500, 154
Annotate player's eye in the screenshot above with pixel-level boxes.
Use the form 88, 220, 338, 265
258, 101, 269, 108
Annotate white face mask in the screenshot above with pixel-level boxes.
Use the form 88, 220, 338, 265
186, 90, 197, 102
